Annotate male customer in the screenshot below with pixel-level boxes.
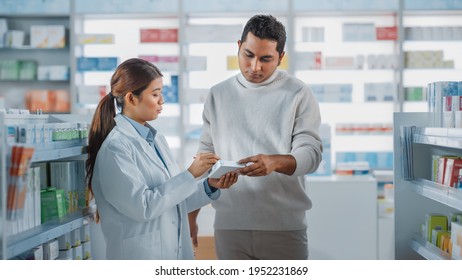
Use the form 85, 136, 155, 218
189, 14, 322, 260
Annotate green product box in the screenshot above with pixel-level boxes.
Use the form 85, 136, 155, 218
19, 60, 37, 80
0, 60, 20, 80
41, 187, 67, 223
404, 87, 424, 101
426, 214, 448, 243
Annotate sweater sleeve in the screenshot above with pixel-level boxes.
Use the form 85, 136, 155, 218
290, 87, 323, 176
198, 89, 216, 154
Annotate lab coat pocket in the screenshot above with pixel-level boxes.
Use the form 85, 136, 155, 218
122, 230, 161, 259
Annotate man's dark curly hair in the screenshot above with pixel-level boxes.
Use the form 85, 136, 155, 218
240, 14, 286, 55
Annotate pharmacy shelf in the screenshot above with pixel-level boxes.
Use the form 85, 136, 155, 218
410, 179, 462, 211
30, 139, 88, 163
413, 127, 462, 149
411, 235, 451, 260
6, 212, 91, 259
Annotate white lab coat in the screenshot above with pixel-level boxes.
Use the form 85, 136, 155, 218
92, 114, 217, 259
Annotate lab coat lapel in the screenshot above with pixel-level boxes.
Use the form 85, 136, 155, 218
114, 114, 170, 178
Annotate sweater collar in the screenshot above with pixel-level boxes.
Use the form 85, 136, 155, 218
237, 69, 281, 88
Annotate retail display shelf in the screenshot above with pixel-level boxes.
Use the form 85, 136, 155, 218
410, 179, 462, 211
29, 139, 88, 163
413, 127, 462, 149
411, 235, 451, 260
6, 212, 92, 259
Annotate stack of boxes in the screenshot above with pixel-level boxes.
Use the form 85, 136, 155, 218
422, 213, 462, 259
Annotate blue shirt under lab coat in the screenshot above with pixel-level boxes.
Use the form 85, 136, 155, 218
91, 114, 220, 259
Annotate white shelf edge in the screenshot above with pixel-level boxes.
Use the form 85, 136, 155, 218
411, 235, 451, 260
6, 212, 91, 259
410, 179, 462, 211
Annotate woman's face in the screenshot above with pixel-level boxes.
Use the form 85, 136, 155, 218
131, 77, 164, 123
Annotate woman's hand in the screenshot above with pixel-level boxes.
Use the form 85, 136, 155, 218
208, 171, 239, 189
187, 153, 220, 178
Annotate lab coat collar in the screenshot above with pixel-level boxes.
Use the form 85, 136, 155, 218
114, 114, 170, 178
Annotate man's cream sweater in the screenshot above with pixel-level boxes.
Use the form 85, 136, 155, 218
198, 70, 322, 230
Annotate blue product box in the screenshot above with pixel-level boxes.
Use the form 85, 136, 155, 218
77, 57, 98, 72
97, 57, 118, 71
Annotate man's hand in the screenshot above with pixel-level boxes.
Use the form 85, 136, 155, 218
238, 154, 296, 176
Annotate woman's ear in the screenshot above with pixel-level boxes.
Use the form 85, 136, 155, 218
125, 92, 136, 105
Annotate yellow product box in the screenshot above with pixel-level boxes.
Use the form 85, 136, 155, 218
426, 214, 448, 243
440, 233, 451, 253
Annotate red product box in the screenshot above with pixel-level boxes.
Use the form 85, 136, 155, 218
140, 28, 178, 43
444, 158, 462, 188
376, 26, 397, 41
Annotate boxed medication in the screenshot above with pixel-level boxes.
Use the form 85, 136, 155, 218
47, 25, 66, 48
81, 224, 90, 243
451, 222, 462, 259
40, 187, 67, 223
208, 160, 245, 179
57, 248, 72, 260
43, 239, 59, 260
70, 228, 81, 247
72, 244, 83, 260
425, 214, 448, 243
58, 232, 72, 250
82, 241, 92, 260
30, 25, 48, 48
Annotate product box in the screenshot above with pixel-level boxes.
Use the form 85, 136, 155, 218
96, 57, 118, 71
58, 232, 71, 250
77, 57, 98, 71
443, 158, 462, 188
451, 221, 462, 259
43, 239, 59, 260
139, 28, 178, 43
0, 18, 7, 47
376, 26, 397, 40
19, 60, 37, 80
30, 25, 48, 48
0, 60, 20, 80
80, 224, 90, 243
208, 160, 245, 179
76, 33, 114, 45
47, 25, 65, 48
70, 228, 81, 247
72, 244, 83, 260
293, 51, 322, 70
5, 30, 25, 47
57, 248, 72, 260
40, 187, 67, 223
425, 214, 448, 243
82, 241, 92, 260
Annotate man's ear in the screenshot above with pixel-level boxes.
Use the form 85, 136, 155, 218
278, 51, 285, 66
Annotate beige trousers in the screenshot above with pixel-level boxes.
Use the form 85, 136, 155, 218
214, 229, 308, 260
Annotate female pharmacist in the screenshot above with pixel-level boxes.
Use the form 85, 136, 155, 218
85, 58, 238, 259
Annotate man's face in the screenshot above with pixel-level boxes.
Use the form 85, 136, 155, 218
238, 32, 284, 84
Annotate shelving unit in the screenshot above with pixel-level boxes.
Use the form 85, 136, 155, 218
0, 7, 72, 111
0, 113, 91, 259
394, 112, 462, 259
